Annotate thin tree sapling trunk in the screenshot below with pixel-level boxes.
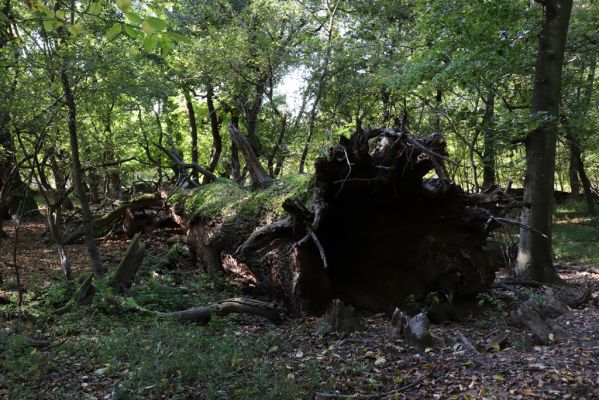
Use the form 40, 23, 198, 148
60, 57, 105, 276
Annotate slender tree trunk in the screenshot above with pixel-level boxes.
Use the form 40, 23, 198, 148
434, 89, 443, 132
568, 149, 581, 195
229, 112, 242, 184
381, 87, 391, 126
183, 88, 199, 182
481, 84, 496, 190
298, 0, 340, 174
47, 207, 72, 280
268, 115, 287, 177
60, 58, 105, 276
516, 0, 573, 282
563, 117, 595, 214
205, 83, 222, 182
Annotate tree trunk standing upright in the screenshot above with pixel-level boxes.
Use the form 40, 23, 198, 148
563, 117, 595, 215
204, 83, 222, 182
298, 0, 340, 174
183, 88, 199, 182
481, 84, 496, 190
59, 58, 105, 276
229, 112, 243, 184
516, 0, 573, 282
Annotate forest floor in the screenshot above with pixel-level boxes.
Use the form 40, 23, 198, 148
0, 201, 598, 399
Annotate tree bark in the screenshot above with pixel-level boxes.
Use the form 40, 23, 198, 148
298, 0, 340, 174
204, 83, 222, 182
563, 117, 595, 214
516, 0, 573, 282
59, 56, 105, 276
228, 124, 273, 190
481, 84, 496, 190
183, 88, 199, 182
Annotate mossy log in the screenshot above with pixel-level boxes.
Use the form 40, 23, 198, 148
64, 194, 162, 243
181, 129, 503, 314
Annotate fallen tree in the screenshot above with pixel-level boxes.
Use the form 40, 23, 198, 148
64, 193, 163, 243
175, 128, 504, 314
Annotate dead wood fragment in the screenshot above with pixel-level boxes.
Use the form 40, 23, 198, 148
510, 288, 569, 344
402, 313, 434, 350
236, 218, 293, 261
453, 330, 480, 354
318, 299, 359, 336
144, 297, 281, 325
109, 233, 145, 293
154, 143, 217, 183
228, 124, 273, 190
314, 370, 433, 399
64, 194, 162, 243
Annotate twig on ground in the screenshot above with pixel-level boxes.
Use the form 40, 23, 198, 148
314, 370, 432, 399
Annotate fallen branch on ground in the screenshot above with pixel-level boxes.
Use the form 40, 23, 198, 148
133, 297, 282, 325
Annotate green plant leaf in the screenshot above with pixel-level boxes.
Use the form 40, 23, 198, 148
106, 23, 122, 40
42, 18, 58, 31
124, 11, 142, 25
68, 24, 84, 37
145, 16, 167, 32
161, 37, 174, 56
167, 32, 190, 43
115, 0, 131, 12
143, 34, 159, 52
141, 20, 154, 35
88, 2, 102, 15
123, 25, 143, 39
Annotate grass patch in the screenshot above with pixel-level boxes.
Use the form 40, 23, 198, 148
553, 200, 599, 265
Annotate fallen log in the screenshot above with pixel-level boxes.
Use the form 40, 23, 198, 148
64, 194, 162, 243
180, 128, 502, 313
137, 297, 281, 324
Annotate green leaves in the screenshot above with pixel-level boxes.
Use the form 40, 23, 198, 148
115, 0, 132, 12
106, 23, 122, 40
143, 34, 159, 52
88, 2, 103, 16
124, 25, 144, 40
124, 11, 142, 25
145, 17, 168, 32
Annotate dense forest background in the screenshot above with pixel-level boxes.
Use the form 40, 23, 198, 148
1, 0, 599, 399
2, 0, 597, 198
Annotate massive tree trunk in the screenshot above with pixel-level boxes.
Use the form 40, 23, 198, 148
0, 0, 38, 222
60, 56, 105, 276
516, 0, 573, 282
183, 129, 501, 314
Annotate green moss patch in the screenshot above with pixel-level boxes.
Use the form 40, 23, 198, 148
171, 174, 313, 223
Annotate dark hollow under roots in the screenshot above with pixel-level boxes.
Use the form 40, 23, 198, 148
187, 128, 504, 314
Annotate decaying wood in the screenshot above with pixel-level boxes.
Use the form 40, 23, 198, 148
401, 312, 434, 351
510, 288, 569, 344
186, 127, 505, 314
143, 297, 281, 325
64, 194, 162, 243
317, 299, 359, 336
154, 142, 217, 183
109, 233, 145, 293
228, 124, 274, 190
